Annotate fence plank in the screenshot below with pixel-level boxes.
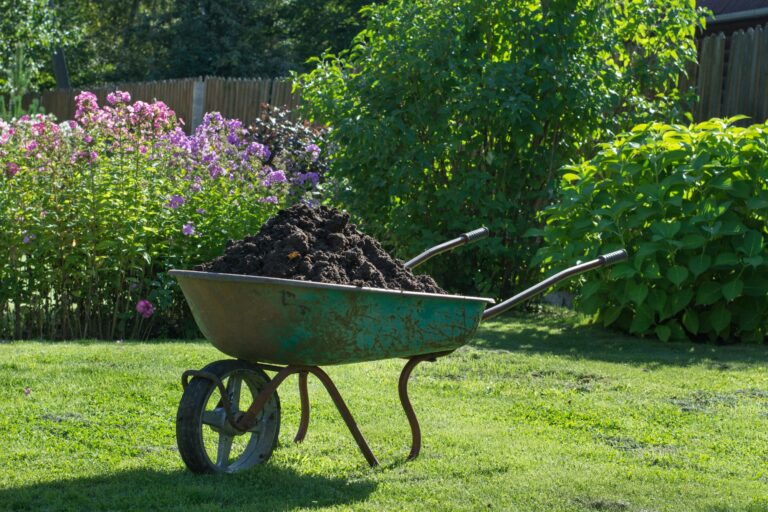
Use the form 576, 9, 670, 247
697, 32, 726, 120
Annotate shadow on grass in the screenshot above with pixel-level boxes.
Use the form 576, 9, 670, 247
472, 310, 768, 368
1, 465, 376, 512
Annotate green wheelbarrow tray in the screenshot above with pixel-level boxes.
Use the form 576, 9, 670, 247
172, 226, 628, 474
170, 270, 494, 366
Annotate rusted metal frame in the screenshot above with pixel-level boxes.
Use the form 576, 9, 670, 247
301, 365, 379, 467
398, 351, 453, 461
237, 363, 379, 467
236, 365, 296, 432
181, 369, 242, 431
295, 371, 310, 443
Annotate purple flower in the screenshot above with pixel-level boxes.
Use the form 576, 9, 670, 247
261, 169, 287, 187
189, 182, 202, 192
25, 141, 38, 153
84, 135, 93, 144
305, 143, 321, 162
136, 299, 155, 319
6, 162, 19, 177
208, 163, 223, 178
196, 208, 206, 214
182, 222, 195, 236
296, 172, 320, 187
247, 142, 271, 161
21, 232, 36, 244
258, 196, 279, 204
166, 194, 185, 209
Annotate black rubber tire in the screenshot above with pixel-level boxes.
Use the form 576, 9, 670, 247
176, 359, 280, 474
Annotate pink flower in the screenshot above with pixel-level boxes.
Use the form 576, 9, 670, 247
6, 162, 19, 177
106, 91, 131, 105
31, 123, 46, 136
136, 299, 155, 319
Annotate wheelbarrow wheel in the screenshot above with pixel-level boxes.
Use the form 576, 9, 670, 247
176, 359, 280, 474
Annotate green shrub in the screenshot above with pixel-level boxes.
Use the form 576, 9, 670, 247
297, 0, 702, 298
534, 119, 768, 343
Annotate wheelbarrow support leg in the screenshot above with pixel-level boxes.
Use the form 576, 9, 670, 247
294, 371, 310, 443
307, 366, 379, 467
399, 354, 439, 461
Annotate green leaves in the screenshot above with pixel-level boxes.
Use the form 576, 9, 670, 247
688, 254, 712, 277
538, 120, 768, 343
666, 266, 688, 286
298, 0, 703, 302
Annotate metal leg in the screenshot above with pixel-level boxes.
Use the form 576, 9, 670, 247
306, 366, 379, 467
294, 371, 310, 443
240, 363, 378, 467
399, 354, 440, 461
237, 366, 296, 431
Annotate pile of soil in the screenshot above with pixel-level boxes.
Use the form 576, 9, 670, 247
196, 204, 445, 294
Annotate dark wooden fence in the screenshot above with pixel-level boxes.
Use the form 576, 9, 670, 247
30, 25, 768, 129
690, 23, 768, 122
31, 77, 300, 132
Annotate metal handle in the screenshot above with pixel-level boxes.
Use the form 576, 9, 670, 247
462, 227, 489, 244
482, 248, 628, 321
598, 249, 628, 265
404, 227, 489, 270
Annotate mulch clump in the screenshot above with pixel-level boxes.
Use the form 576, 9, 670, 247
196, 204, 445, 294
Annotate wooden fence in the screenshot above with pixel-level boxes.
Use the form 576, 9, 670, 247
691, 23, 768, 122
31, 77, 300, 132
31, 25, 768, 128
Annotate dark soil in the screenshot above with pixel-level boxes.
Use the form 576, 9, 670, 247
196, 204, 445, 294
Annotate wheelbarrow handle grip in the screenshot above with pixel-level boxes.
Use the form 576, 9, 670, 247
598, 249, 628, 265
404, 226, 489, 270
462, 227, 490, 244
482, 247, 629, 321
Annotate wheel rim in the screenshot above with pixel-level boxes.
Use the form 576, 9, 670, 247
197, 369, 278, 472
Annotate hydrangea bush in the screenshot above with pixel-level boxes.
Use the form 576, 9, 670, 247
533, 119, 768, 343
0, 91, 325, 339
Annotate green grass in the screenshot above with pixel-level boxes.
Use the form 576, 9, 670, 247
1, 309, 767, 511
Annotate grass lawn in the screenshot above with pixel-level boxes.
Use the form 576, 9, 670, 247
1, 309, 766, 511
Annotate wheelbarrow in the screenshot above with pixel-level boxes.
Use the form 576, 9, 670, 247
171, 228, 627, 473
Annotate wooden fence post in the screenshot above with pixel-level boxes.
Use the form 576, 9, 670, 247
191, 78, 206, 132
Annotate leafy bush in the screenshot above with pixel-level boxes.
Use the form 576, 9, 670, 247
533, 119, 768, 343
297, 0, 702, 298
0, 91, 323, 340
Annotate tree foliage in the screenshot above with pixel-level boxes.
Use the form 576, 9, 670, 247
298, 0, 703, 298
0, 0, 67, 91
534, 119, 768, 343
55, 0, 378, 86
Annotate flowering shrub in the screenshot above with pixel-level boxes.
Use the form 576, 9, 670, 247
0, 91, 322, 339
248, 105, 332, 204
